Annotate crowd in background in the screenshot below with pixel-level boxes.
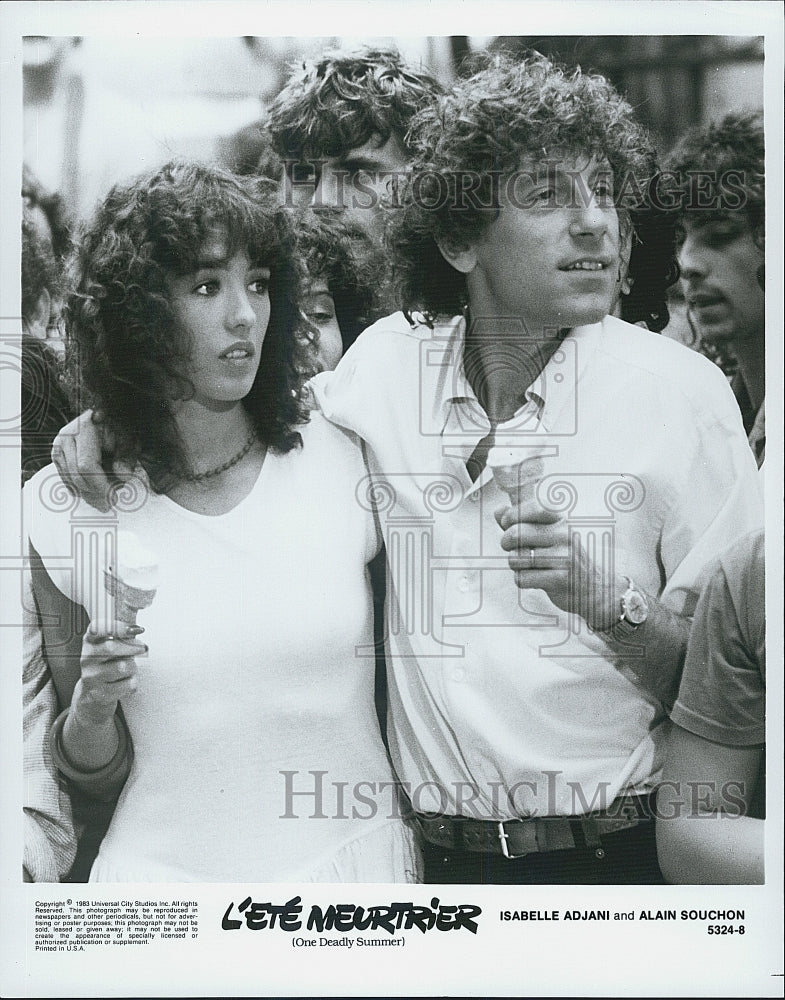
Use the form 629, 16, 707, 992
20, 38, 767, 887
20, 34, 766, 463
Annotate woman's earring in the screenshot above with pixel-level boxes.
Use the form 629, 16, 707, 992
620, 275, 634, 297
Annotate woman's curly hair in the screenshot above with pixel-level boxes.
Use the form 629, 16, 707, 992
388, 51, 675, 324
267, 46, 443, 160
63, 160, 307, 490
621, 157, 681, 332
22, 164, 73, 263
294, 211, 387, 356
22, 210, 60, 325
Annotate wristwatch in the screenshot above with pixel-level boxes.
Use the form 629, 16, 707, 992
611, 576, 649, 638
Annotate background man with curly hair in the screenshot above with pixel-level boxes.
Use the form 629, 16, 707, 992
266, 46, 444, 244
665, 111, 765, 467
313, 52, 762, 884
265, 45, 679, 330
50, 49, 764, 885
655, 113, 767, 885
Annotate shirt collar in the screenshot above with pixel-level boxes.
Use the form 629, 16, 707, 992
432, 313, 604, 434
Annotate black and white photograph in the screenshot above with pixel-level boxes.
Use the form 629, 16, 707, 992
1, 1, 782, 996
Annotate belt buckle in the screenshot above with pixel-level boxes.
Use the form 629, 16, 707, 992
497, 820, 532, 860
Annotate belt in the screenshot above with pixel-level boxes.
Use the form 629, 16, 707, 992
416, 794, 654, 860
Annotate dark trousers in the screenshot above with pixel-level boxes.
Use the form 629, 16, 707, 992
423, 819, 665, 885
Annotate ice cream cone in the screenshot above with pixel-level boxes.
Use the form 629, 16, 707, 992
103, 529, 159, 628
487, 437, 547, 506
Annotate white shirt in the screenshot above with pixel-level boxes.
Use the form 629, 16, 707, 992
25, 413, 420, 882
311, 312, 764, 819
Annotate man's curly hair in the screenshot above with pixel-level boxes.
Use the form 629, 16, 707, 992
665, 111, 765, 250
63, 160, 306, 490
388, 51, 677, 325
266, 46, 443, 160
295, 211, 387, 355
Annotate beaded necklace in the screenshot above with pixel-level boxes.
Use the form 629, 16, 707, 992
181, 428, 258, 483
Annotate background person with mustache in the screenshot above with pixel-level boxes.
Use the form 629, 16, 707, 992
266, 46, 443, 248
655, 112, 766, 884
665, 112, 765, 469
46, 48, 764, 886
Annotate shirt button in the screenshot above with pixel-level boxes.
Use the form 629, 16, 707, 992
458, 575, 470, 592
470, 493, 479, 503
452, 668, 464, 682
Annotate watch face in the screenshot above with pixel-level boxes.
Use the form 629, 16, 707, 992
624, 590, 648, 625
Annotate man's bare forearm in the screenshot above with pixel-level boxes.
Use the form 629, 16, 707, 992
599, 595, 690, 709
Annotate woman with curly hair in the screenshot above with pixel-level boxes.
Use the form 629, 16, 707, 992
24, 161, 420, 883
612, 160, 681, 333
295, 210, 388, 372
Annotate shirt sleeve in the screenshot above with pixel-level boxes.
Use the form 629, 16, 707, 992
23, 572, 78, 882
658, 362, 764, 617
671, 533, 765, 746
308, 312, 417, 446
24, 465, 120, 616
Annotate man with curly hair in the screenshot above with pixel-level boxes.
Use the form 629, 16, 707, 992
50, 51, 763, 885
665, 112, 765, 467
266, 46, 443, 244
312, 53, 762, 884
266, 44, 681, 332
